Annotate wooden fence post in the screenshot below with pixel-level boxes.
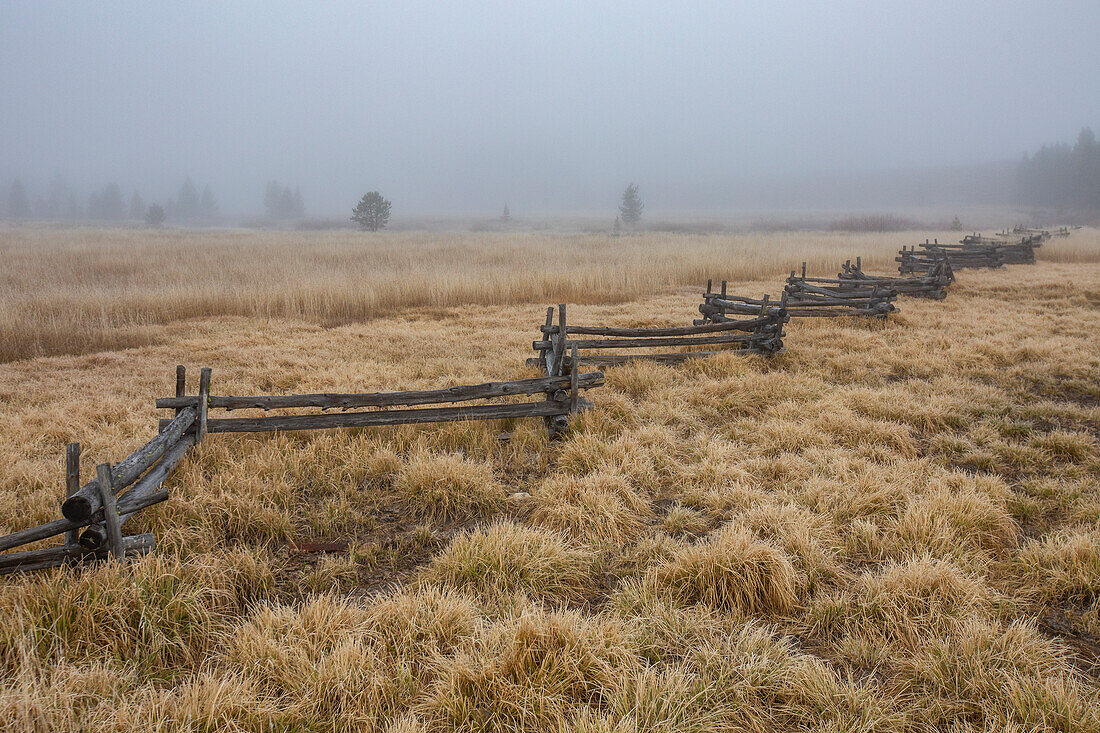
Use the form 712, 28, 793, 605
553, 304, 567, 378
569, 344, 579, 414
198, 367, 211, 442
538, 307, 554, 374
64, 443, 80, 546
174, 365, 186, 417
95, 463, 124, 561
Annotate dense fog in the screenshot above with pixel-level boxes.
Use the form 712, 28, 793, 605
2, 1, 1098, 220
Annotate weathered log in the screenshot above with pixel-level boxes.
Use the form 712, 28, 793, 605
61, 407, 196, 522
0, 489, 170, 552
784, 308, 888, 317
156, 373, 604, 412
697, 302, 774, 318
0, 533, 155, 576
572, 349, 776, 365
168, 400, 575, 434
540, 316, 781, 337
787, 281, 894, 299
533, 331, 762, 350
79, 435, 195, 550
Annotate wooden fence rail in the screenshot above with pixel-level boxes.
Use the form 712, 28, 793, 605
897, 244, 959, 278
1011, 225, 1053, 241
530, 299, 786, 373
0, 358, 605, 573
912, 234, 1040, 269
989, 233, 1042, 264
783, 263, 898, 317
840, 256, 951, 300
157, 367, 602, 440
0, 222, 1067, 575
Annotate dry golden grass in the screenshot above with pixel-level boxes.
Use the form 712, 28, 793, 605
0, 227, 1099, 731
13, 224, 1099, 364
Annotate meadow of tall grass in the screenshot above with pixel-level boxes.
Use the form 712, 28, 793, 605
0, 227, 1098, 731
0, 225, 980, 363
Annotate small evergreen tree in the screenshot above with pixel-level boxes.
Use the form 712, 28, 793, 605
500, 203, 511, 223
88, 183, 124, 220
618, 183, 643, 226
290, 187, 305, 218
950, 216, 962, 231
264, 180, 283, 219
46, 175, 70, 218
145, 203, 166, 228
351, 191, 392, 231
129, 191, 146, 220
176, 178, 200, 222
263, 181, 305, 220
200, 185, 219, 222
613, 215, 622, 235
8, 179, 29, 220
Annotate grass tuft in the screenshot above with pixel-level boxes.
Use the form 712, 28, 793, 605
646, 523, 802, 615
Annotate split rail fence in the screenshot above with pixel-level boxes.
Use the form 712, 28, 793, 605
0, 362, 603, 572
897, 245, 958, 279
912, 233, 1041, 270
840, 256, 952, 299
0, 222, 1071, 574
527, 300, 787, 374
783, 263, 898, 317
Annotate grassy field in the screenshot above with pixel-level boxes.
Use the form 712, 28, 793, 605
0, 227, 1099, 731
0, 226, 980, 363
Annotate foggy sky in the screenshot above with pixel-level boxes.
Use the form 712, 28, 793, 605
2, 1, 1098, 217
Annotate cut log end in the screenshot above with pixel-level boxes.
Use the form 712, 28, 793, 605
61, 495, 93, 523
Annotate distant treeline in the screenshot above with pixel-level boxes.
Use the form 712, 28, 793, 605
1016, 128, 1100, 210
0, 177, 307, 224
826, 214, 920, 232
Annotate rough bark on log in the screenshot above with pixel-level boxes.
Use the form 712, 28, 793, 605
0, 489, 170, 552
156, 373, 604, 412
175, 400, 574, 434
0, 534, 155, 575
540, 317, 779, 337
533, 332, 761, 350
79, 434, 195, 550
61, 407, 196, 522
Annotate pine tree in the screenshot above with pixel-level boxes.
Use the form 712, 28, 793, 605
7, 179, 29, 220
89, 183, 124, 220
46, 175, 70, 218
176, 178, 200, 222
264, 181, 305, 220
264, 181, 283, 219
351, 191, 392, 231
200, 185, 219, 222
618, 183, 643, 227
145, 203, 166, 228
500, 203, 511, 223
129, 191, 146, 220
